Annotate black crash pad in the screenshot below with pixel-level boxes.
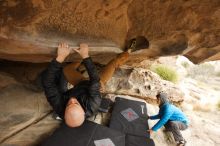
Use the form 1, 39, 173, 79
109, 97, 150, 138
41, 120, 125, 146
126, 135, 155, 146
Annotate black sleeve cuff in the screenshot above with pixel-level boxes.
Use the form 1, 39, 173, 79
82, 57, 92, 64
51, 59, 63, 68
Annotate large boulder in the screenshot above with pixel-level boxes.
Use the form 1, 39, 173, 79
0, 0, 219, 63
0, 72, 53, 144
105, 67, 184, 103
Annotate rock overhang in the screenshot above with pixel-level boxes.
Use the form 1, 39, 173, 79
0, 0, 219, 64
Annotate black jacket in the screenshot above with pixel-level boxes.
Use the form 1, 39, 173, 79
42, 57, 102, 119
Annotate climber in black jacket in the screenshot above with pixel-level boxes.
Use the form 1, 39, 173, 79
42, 43, 102, 127
42, 36, 149, 128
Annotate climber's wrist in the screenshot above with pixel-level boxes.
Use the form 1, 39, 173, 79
56, 56, 65, 63
82, 54, 89, 59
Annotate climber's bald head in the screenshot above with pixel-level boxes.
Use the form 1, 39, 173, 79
64, 98, 85, 127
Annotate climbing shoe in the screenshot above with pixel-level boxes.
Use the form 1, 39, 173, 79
126, 36, 149, 52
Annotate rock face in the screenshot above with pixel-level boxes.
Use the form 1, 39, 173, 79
0, 71, 61, 146
0, 0, 219, 63
127, 0, 220, 63
105, 67, 184, 103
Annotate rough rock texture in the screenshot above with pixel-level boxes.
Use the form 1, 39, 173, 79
105, 67, 184, 103
127, 0, 220, 63
0, 0, 219, 63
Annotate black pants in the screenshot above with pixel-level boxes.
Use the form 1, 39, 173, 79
164, 121, 188, 142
